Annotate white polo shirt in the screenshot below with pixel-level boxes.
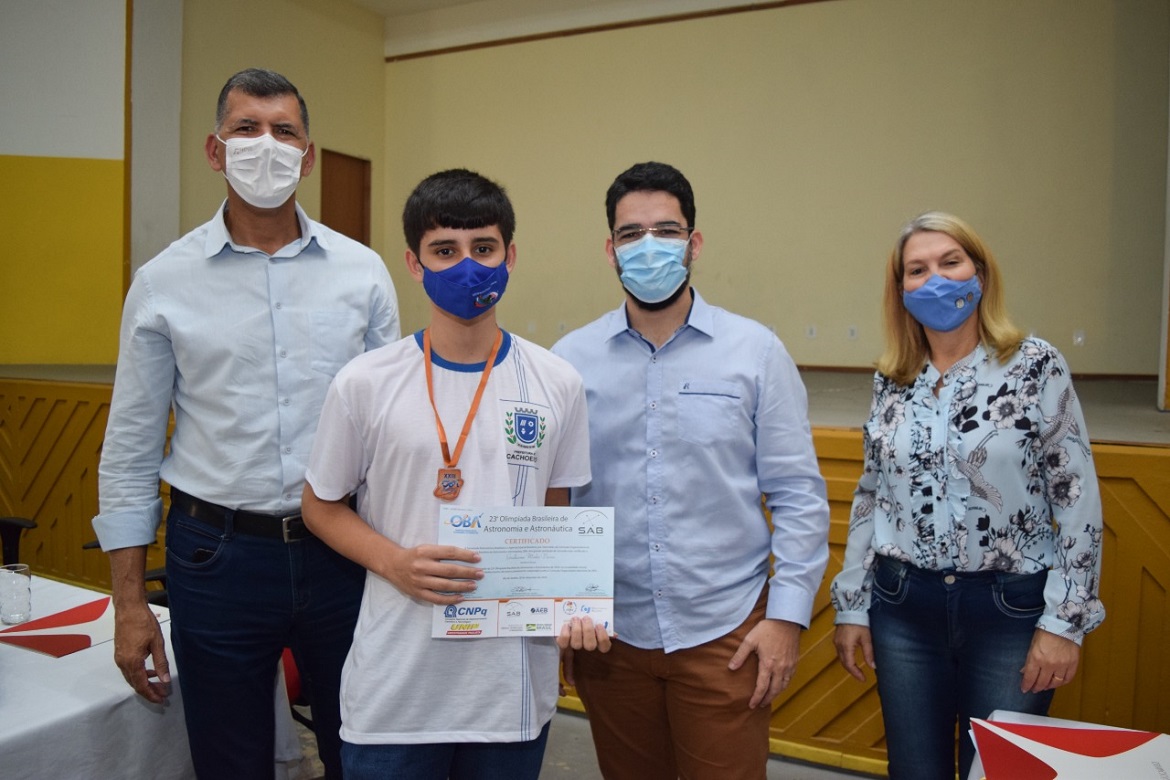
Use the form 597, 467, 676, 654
306, 331, 591, 744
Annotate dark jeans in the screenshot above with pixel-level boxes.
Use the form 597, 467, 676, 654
341, 721, 551, 780
166, 503, 365, 779
869, 556, 1054, 780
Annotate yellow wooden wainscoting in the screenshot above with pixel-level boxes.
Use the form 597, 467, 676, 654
0, 378, 166, 588
4, 379, 1169, 775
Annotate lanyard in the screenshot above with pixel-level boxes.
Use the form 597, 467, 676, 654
423, 327, 503, 500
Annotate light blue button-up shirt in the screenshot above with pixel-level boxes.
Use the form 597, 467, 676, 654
553, 290, 829, 652
93, 202, 399, 551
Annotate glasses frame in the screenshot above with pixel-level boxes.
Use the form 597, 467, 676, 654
610, 224, 695, 246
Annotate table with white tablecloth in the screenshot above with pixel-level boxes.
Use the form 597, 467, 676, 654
0, 576, 309, 780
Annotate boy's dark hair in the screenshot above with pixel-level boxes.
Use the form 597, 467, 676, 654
216, 68, 309, 136
402, 169, 516, 255
605, 162, 696, 230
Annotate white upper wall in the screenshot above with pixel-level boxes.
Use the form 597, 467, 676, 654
0, 0, 126, 159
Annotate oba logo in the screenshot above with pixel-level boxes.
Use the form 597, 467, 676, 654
447, 513, 482, 529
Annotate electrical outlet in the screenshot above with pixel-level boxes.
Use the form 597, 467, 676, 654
847, 326, 858, 340
805, 325, 817, 339
1073, 330, 1085, 347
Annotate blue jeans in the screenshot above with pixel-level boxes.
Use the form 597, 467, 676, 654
868, 556, 1054, 780
341, 720, 551, 780
166, 504, 365, 779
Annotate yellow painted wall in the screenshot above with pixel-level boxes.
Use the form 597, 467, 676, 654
384, 0, 1169, 373
0, 156, 124, 363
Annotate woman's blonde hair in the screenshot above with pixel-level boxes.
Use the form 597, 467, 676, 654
877, 211, 1024, 385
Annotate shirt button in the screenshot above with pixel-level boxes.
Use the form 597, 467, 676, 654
649, 449, 658, 458
284, 446, 292, 454
279, 349, 288, 358
275, 302, 282, 310
652, 543, 660, 552
282, 398, 290, 406
649, 401, 657, 410
944, 574, 956, 585
655, 590, 663, 598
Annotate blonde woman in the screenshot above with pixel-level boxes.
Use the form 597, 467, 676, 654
831, 212, 1105, 780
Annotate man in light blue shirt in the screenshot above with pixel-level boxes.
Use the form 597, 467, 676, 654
92, 69, 399, 779
552, 162, 829, 780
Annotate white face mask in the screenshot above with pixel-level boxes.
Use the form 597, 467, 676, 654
216, 133, 307, 209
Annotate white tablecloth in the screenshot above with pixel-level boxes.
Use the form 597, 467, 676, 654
0, 577, 309, 780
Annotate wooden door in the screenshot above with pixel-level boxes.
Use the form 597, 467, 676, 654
320, 149, 371, 246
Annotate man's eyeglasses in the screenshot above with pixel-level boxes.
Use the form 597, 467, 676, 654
611, 224, 694, 246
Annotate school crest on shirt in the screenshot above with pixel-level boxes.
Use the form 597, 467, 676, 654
501, 400, 549, 468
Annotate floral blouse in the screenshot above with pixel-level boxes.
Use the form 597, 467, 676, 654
830, 338, 1105, 642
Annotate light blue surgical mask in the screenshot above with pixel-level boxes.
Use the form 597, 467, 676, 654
615, 233, 690, 304
902, 275, 982, 332
422, 257, 509, 320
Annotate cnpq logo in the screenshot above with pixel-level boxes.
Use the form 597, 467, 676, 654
444, 605, 488, 618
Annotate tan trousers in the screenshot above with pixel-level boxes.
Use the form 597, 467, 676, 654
572, 591, 770, 780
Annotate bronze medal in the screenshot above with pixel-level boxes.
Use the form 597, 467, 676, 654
423, 328, 504, 503
434, 467, 464, 501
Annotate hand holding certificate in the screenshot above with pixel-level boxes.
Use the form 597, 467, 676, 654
432, 506, 614, 638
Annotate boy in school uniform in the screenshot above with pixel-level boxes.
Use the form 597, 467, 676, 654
302, 168, 608, 779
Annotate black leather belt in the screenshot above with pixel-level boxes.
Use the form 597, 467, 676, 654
169, 488, 313, 543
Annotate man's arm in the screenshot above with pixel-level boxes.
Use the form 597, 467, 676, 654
730, 338, 831, 708
109, 547, 171, 703
94, 272, 177, 701
365, 257, 401, 349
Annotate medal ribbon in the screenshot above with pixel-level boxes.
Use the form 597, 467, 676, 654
423, 328, 504, 470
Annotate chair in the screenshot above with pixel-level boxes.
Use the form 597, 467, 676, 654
281, 647, 314, 729
0, 517, 37, 565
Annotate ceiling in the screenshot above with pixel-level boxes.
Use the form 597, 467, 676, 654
348, 0, 482, 17
345, 0, 756, 58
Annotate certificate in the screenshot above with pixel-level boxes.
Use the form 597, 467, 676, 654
432, 506, 614, 638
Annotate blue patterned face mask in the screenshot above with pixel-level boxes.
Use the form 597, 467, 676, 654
615, 234, 689, 304
422, 257, 509, 320
902, 274, 982, 332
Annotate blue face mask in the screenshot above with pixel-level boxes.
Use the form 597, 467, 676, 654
422, 257, 509, 320
902, 274, 982, 332
615, 234, 690, 304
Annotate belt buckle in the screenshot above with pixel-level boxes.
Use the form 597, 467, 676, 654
281, 515, 303, 543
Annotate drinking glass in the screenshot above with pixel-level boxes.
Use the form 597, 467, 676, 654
0, 563, 32, 624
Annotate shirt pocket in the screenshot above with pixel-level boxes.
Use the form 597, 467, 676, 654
677, 379, 742, 445
310, 310, 367, 376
